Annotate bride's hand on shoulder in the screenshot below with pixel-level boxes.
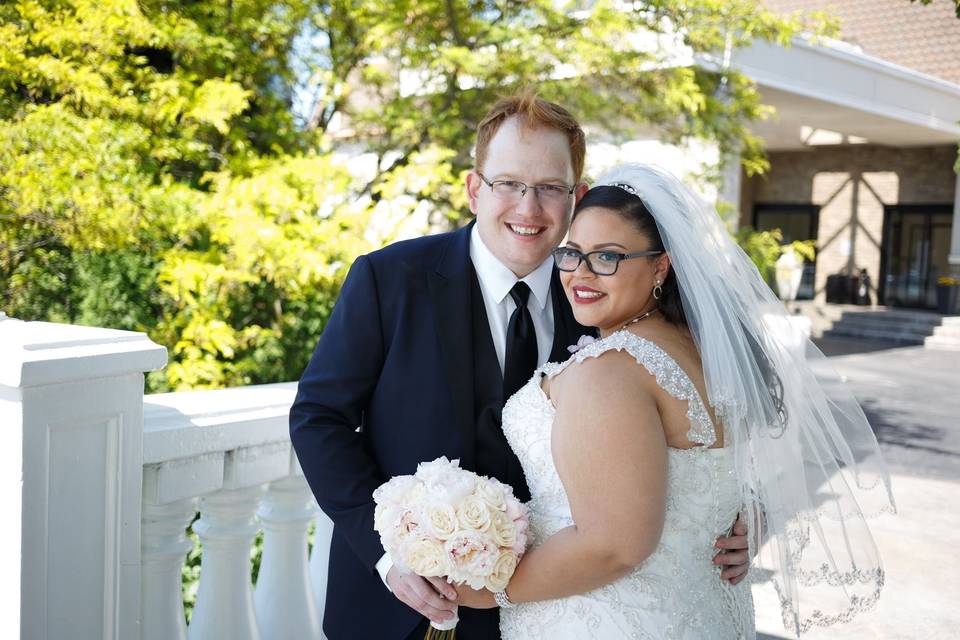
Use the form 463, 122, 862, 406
451, 582, 497, 609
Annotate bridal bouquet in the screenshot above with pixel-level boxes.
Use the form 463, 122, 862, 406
373, 457, 529, 639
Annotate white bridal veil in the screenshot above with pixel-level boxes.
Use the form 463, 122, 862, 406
597, 164, 896, 635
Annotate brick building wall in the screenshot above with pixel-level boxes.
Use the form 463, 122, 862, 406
741, 145, 957, 301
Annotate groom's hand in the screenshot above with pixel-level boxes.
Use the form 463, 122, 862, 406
713, 515, 749, 585
386, 567, 458, 624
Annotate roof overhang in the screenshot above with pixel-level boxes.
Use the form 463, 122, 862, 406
729, 37, 960, 150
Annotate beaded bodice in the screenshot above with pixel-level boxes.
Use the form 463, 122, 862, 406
499, 329, 754, 639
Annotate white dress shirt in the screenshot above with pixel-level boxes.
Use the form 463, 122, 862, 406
375, 225, 556, 590
469, 224, 556, 372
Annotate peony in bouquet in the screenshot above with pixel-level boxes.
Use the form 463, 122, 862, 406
373, 457, 529, 638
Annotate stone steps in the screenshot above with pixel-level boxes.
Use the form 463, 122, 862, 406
821, 308, 952, 347
788, 303, 960, 349
823, 325, 928, 345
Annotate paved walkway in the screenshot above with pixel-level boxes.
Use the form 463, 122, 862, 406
753, 472, 960, 639
753, 339, 960, 638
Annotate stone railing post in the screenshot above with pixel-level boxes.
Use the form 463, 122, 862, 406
0, 316, 166, 639
254, 456, 322, 640
309, 510, 335, 627
141, 497, 198, 640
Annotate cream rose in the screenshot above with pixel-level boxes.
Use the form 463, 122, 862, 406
475, 479, 507, 511
403, 537, 449, 577
490, 509, 517, 549
484, 551, 519, 592
424, 503, 458, 540
456, 495, 493, 532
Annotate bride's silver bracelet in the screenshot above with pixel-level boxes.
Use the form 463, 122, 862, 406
494, 589, 516, 609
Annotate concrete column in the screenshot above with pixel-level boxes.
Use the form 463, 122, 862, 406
0, 316, 167, 639
950, 170, 960, 271
720, 152, 743, 231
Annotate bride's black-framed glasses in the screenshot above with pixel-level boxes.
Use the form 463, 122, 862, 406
552, 246, 663, 276
476, 172, 575, 206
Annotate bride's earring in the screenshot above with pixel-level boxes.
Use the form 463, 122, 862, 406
653, 279, 663, 300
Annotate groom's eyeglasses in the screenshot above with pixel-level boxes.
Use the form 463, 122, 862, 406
552, 246, 663, 276
476, 172, 575, 207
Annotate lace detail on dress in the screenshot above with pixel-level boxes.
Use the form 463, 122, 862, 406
549, 329, 717, 447
499, 330, 754, 639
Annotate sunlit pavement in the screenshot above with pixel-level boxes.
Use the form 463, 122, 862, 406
754, 339, 960, 639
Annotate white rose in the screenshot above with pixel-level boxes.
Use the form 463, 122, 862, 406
405, 481, 428, 504
456, 495, 492, 532
475, 479, 507, 511
374, 503, 403, 537
505, 496, 526, 522
416, 457, 476, 505
511, 523, 528, 556
415, 457, 459, 484
424, 503, 459, 540
484, 551, 519, 592
373, 475, 421, 507
432, 474, 476, 505
490, 509, 517, 549
402, 537, 450, 577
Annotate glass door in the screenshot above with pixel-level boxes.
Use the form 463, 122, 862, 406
881, 206, 953, 309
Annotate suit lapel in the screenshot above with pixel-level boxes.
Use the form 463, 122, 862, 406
427, 223, 477, 471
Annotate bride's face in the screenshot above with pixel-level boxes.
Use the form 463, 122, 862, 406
560, 206, 669, 336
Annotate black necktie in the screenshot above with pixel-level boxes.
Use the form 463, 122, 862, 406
503, 281, 538, 400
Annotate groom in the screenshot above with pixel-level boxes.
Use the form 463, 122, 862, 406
290, 92, 749, 640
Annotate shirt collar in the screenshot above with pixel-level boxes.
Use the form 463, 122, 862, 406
470, 224, 553, 311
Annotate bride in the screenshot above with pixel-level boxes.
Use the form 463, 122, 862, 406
452, 163, 895, 638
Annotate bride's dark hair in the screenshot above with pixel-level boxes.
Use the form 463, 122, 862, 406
572, 185, 687, 326
573, 184, 788, 428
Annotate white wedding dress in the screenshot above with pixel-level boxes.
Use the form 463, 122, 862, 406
499, 330, 755, 639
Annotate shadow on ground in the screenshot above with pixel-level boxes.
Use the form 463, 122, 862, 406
812, 336, 904, 357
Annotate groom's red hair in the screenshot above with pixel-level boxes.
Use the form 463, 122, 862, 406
474, 90, 586, 182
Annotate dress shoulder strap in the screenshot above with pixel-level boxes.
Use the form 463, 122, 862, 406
545, 330, 717, 447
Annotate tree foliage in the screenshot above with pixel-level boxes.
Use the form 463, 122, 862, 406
2, 0, 823, 390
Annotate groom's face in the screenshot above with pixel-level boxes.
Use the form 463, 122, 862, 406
467, 117, 585, 278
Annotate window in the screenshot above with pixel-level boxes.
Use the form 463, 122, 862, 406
753, 204, 820, 300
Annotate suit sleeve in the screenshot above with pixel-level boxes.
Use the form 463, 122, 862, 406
289, 254, 388, 572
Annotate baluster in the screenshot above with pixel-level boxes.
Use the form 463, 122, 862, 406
188, 486, 264, 640
141, 498, 198, 640
254, 475, 322, 639
308, 510, 335, 626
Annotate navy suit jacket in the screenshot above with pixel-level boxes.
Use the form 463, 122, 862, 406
290, 222, 591, 639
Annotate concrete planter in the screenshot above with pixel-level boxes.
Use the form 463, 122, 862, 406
936, 285, 959, 315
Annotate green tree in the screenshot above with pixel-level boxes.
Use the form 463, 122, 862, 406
2, 0, 827, 390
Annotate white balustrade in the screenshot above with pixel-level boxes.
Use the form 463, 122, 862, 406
142, 381, 326, 640
5, 316, 332, 640
255, 474, 323, 640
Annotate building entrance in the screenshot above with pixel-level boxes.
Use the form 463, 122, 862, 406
881, 205, 953, 309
